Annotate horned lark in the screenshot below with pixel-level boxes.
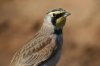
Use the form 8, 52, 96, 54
10, 8, 70, 66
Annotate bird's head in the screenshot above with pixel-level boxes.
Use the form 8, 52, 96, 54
45, 8, 70, 29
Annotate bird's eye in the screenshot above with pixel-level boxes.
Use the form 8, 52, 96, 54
53, 13, 56, 17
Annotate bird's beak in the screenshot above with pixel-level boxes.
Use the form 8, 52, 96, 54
64, 12, 71, 17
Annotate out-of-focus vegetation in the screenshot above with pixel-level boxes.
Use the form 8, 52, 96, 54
0, 0, 100, 66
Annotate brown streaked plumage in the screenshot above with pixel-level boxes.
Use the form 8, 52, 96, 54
9, 8, 70, 66
10, 23, 56, 66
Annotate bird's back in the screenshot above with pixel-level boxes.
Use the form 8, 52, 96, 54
10, 29, 56, 66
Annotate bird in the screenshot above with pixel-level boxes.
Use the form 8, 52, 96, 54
9, 8, 70, 66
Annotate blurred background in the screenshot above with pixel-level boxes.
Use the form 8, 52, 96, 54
0, 0, 100, 66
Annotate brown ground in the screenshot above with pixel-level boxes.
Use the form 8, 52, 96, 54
0, 0, 100, 66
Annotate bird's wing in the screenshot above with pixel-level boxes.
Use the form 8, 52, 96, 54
10, 35, 56, 66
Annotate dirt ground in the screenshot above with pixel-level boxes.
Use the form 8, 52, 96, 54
0, 0, 100, 66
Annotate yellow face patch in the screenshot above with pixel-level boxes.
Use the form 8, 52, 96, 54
56, 16, 66, 28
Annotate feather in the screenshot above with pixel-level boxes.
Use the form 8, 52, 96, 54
10, 34, 56, 66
